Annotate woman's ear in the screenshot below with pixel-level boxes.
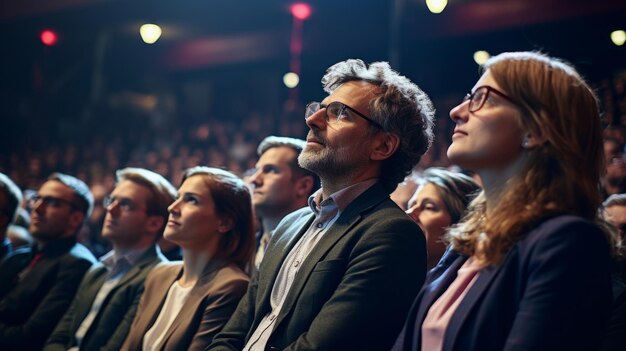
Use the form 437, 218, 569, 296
218, 218, 234, 234
371, 132, 400, 161
521, 132, 547, 149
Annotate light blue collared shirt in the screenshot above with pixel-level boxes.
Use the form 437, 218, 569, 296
244, 179, 378, 351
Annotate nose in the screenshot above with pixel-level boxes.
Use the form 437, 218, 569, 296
248, 169, 262, 188
106, 201, 121, 216
405, 206, 420, 224
168, 197, 181, 215
32, 198, 45, 215
449, 99, 470, 124
305, 107, 327, 130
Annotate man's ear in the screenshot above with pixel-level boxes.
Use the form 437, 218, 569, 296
68, 211, 85, 234
294, 176, 314, 198
371, 132, 400, 161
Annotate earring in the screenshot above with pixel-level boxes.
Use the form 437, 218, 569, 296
522, 139, 530, 148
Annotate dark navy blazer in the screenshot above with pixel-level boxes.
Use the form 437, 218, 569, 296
394, 215, 613, 351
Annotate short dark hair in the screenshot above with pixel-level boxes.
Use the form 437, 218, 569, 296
257, 135, 320, 196
321, 59, 435, 193
47, 172, 94, 220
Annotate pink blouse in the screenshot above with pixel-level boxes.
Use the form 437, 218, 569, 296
421, 257, 483, 351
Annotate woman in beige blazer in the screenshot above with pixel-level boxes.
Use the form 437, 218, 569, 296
121, 167, 255, 351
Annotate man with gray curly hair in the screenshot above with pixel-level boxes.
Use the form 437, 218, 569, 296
211, 59, 435, 351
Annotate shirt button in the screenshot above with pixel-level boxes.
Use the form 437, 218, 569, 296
294, 260, 300, 267
270, 314, 276, 321
316, 223, 324, 228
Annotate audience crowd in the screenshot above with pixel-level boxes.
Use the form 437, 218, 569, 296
0, 55, 625, 350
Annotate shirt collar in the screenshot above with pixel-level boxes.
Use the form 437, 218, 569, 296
100, 245, 150, 269
308, 178, 379, 215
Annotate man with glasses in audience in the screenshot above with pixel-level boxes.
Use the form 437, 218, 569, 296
210, 59, 434, 350
44, 167, 176, 351
0, 173, 97, 351
248, 136, 319, 269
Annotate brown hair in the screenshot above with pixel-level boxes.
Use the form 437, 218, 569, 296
182, 166, 255, 271
447, 52, 604, 265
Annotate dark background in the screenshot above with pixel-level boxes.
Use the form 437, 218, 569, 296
1, 0, 625, 168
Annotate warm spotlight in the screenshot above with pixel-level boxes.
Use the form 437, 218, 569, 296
140, 24, 162, 44
290, 3, 312, 20
611, 30, 626, 46
425, 0, 447, 14
283, 72, 300, 88
40, 29, 58, 46
473, 50, 490, 65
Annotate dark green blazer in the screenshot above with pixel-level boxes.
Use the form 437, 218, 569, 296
209, 183, 427, 351
44, 245, 167, 351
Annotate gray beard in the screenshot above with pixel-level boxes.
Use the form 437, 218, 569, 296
298, 146, 362, 180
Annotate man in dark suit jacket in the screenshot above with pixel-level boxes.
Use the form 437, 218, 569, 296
44, 167, 177, 351
0, 173, 97, 351
210, 59, 435, 351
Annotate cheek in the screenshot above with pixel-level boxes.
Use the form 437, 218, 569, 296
420, 213, 451, 238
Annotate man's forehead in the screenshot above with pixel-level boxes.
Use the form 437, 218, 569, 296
258, 146, 298, 166
322, 80, 380, 106
112, 179, 150, 199
39, 180, 73, 198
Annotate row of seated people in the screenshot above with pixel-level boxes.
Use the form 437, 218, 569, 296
0, 53, 624, 351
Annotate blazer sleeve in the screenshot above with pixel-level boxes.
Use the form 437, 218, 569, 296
207, 270, 260, 351
284, 216, 426, 351
503, 219, 612, 350
187, 275, 249, 351
0, 257, 93, 350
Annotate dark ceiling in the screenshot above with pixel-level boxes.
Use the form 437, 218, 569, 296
1, 0, 625, 139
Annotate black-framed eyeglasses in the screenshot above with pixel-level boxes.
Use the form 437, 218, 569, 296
464, 85, 517, 113
103, 196, 142, 212
29, 195, 79, 210
305, 101, 383, 130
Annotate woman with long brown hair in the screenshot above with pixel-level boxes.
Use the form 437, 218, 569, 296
121, 167, 255, 351
393, 52, 613, 351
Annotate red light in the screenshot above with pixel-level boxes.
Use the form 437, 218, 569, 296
40, 29, 58, 46
290, 3, 311, 20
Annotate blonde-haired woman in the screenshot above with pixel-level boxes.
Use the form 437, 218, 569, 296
121, 167, 255, 351
393, 52, 612, 351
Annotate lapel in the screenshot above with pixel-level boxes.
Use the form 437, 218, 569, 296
411, 249, 467, 350
442, 247, 515, 351
136, 263, 183, 344
157, 259, 226, 349
257, 210, 315, 310
274, 184, 389, 329
73, 265, 108, 326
